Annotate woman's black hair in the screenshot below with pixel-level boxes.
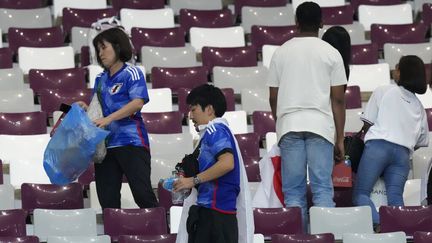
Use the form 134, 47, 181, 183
92, 27, 133, 67
322, 26, 351, 79
398, 55, 427, 94
186, 84, 227, 117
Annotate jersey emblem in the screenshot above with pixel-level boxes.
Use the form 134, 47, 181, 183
109, 83, 123, 95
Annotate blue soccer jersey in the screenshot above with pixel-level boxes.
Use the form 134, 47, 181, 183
196, 121, 240, 214
94, 64, 150, 149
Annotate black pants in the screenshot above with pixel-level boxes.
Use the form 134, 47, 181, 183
188, 206, 238, 243
94, 146, 158, 209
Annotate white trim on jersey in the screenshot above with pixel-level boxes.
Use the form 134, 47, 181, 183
126, 66, 140, 81
206, 124, 216, 135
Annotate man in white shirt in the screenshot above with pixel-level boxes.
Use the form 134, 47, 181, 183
267, 1, 347, 229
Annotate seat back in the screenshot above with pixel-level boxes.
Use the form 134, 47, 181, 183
252, 111, 275, 140
0, 236, 39, 243
0, 7, 52, 30
321, 5, 354, 25
170, 0, 223, 15
112, 0, 164, 11
62, 8, 117, 36
140, 88, 173, 113
0, 48, 13, 69
39, 89, 93, 116
0, 89, 35, 113
380, 206, 432, 236
0, 209, 27, 237
29, 68, 87, 95
89, 182, 138, 213
384, 42, 432, 70
235, 132, 260, 158
169, 206, 182, 234
52, 0, 107, 19
0, 0, 43, 9
241, 6, 295, 33
202, 46, 257, 72
358, 3, 413, 31
141, 46, 197, 73
345, 85, 362, 109
141, 111, 183, 134
18, 46, 75, 74
351, 43, 379, 65
131, 27, 185, 53
8, 27, 64, 56
348, 63, 391, 92
342, 231, 406, 243
151, 66, 208, 93
271, 233, 335, 243
414, 231, 432, 243
241, 88, 271, 114
292, 0, 346, 10
254, 207, 303, 238
118, 234, 176, 243
0, 184, 14, 210
320, 22, 367, 45
0, 68, 24, 91
0, 112, 47, 135
47, 235, 110, 243
120, 8, 175, 32
190, 26, 245, 52
223, 111, 248, 134
262, 44, 280, 68
234, 0, 287, 16
213, 66, 268, 94
371, 23, 427, 50
251, 25, 297, 51
179, 9, 233, 32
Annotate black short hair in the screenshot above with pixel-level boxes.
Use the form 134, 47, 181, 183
322, 26, 351, 79
186, 84, 227, 117
296, 2, 322, 32
92, 27, 133, 67
398, 55, 427, 94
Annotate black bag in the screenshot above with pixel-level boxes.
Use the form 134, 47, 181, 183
344, 129, 365, 173
176, 141, 201, 178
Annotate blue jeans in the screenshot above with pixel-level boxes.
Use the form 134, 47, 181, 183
352, 139, 410, 224
279, 132, 335, 229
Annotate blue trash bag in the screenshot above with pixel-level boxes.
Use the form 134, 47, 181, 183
43, 103, 110, 185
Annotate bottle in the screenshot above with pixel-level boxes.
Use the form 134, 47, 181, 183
161, 177, 176, 192
344, 155, 351, 167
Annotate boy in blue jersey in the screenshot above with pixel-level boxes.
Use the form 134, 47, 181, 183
174, 84, 241, 243
77, 27, 158, 209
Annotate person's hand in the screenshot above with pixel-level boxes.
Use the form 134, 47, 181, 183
93, 116, 113, 128
334, 140, 345, 164
75, 101, 88, 111
173, 177, 194, 192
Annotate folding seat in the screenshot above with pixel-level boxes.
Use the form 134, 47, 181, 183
0, 111, 47, 135
52, 0, 107, 21
62, 8, 118, 37
241, 88, 271, 114
310, 206, 373, 240
8, 27, 64, 57
221, 111, 248, 134
0, 89, 36, 113
265, 132, 277, 151
10, 159, 51, 189
0, 236, 39, 243
241, 6, 295, 34
243, 156, 261, 182
345, 86, 362, 109
33, 208, 97, 241
21, 183, 84, 213
77, 163, 95, 190
39, 89, 93, 116
29, 68, 87, 95
292, 0, 346, 10
321, 5, 354, 25
252, 111, 275, 140
118, 234, 176, 243
262, 44, 280, 68
358, 3, 413, 31
380, 206, 432, 237
235, 132, 260, 158
112, 0, 165, 11
213, 66, 267, 94
250, 25, 297, 51
414, 231, 432, 243
371, 23, 428, 50
18, 46, 75, 75
0, 134, 50, 165
0, 184, 14, 210
351, 0, 403, 11
0, 8, 52, 30
89, 182, 139, 213
348, 63, 391, 92
201, 46, 257, 72
384, 42, 432, 70
422, 3, 432, 26
140, 88, 173, 113
342, 232, 406, 243
0, 0, 43, 9
0, 209, 27, 237
179, 9, 234, 32
0, 48, 13, 69
103, 208, 168, 241
47, 235, 110, 243
403, 179, 423, 206
351, 43, 379, 65
170, 0, 223, 15
169, 206, 182, 234
0, 160, 3, 184
320, 22, 368, 45
271, 233, 335, 243
254, 207, 303, 239
131, 27, 185, 54
417, 88, 432, 108
189, 26, 245, 53
0, 68, 25, 91
149, 133, 194, 161
234, 0, 287, 16
120, 8, 175, 32
141, 111, 183, 134
151, 66, 208, 94
141, 46, 198, 74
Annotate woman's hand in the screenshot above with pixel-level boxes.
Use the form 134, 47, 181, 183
75, 101, 88, 111
173, 177, 194, 192
93, 116, 113, 128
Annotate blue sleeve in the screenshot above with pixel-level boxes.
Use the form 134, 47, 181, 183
207, 125, 235, 159
127, 67, 149, 104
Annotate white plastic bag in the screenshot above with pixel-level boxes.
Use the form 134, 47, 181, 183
87, 94, 106, 163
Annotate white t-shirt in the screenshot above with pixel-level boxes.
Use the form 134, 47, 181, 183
362, 85, 429, 152
266, 37, 347, 144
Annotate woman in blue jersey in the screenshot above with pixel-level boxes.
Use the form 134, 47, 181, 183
77, 27, 158, 209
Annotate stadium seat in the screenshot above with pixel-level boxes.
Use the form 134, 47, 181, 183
345, 86, 362, 109
0, 48, 13, 69
351, 0, 403, 11
0, 7, 52, 30
320, 22, 368, 45
342, 232, 406, 243
202, 46, 257, 72
149, 133, 194, 161
235, 132, 260, 158
112, 0, 164, 11
371, 23, 428, 50
414, 231, 432, 243
243, 156, 261, 182
141, 46, 198, 74
241, 88, 271, 114
250, 25, 297, 51
351, 43, 379, 65
89, 182, 139, 213
29, 68, 87, 95
262, 44, 280, 68
0, 209, 27, 237
118, 234, 176, 243
131, 27, 185, 55
358, 3, 413, 31
234, 0, 287, 16
151, 66, 208, 94
241, 6, 295, 34
18, 46, 75, 74
321, 5, 354, 25
0, 236, 39, 243
141, 111, 183, 134
0, 89, 36, 113
348, 63, 391, 92
252, 111, 275, 140
157, 181, 182, 212
120, 8, 175, 32
0, 184, 14, 210
179, 9, 234, 32
47, 236, 110, 243
190, 26, 245, 53
384, 42, 432, 70
380, 206, 432, 237
170, 0, 223, 15
62, 8, 117, 37
0, 68, 25, 91
222, 111, 248, 134
140, 88, 173, 113
213, 66, 268, 94
169, 206, 182, 234
8, 27, 64, 57
292, 0, 345, 10
254, 207, 303, 239
265, 132, 277, 151
271, 233, 335, 243
39, 89, 93, 116
0, 111, 47, 135
52, 0, 107, 20
0, 0, 43, 9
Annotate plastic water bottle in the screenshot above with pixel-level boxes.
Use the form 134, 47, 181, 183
161, 177, 176, 192
344, 155, 351, 167
161, 171, 190, 204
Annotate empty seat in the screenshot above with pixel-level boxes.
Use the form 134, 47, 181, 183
403, 179, 423, 206
252, 111, 275, 140
235, 132, 260, 158
254, 207, 303, 238
414, 231, 432, 243
10, 158, 51, 189
0, 68, 25, 91
309, 206, 373, 240
169, 206, 182, 234
190, 26, 245, 52
265, 132, 277, 151
292, 0, 346, 10
241, 6, 295, 34
358, 3, 413, 31
321, 5, 354, 25
112, 0, 164, 11
149, 133, 193, 160
52, 0, 107, 20
222, 111, 248, 134
0, 111, 47, 135
380, 205, 432, 236
0, 184, 14, 210
0, 48, 13, 69
170, 0, 223, 15
243, 156, 261, 182
0, 0, 43, 9
384, 42, 432, 70
250, 25, 297, 51
351, 0, 403, 11
47, 235, 110, 243
39, 89, 93, 116
21, 183, 84, 213
8, 27, 64, 56
234, 0, 287, 16
342, 232, 406, 243
118, 234, 176, 243
0, 89, 36, 113
141, 111, 183, 134
140, 88, 173, 113
131, 27, 185, 53
151, 66, 208, 93
33, 208, 97, 241
120, 8, 175, 32
29, 68, 87, 95
262, 44, 280, 68
202, 46, 257, 72
179, 9, 234, 32
89, 182, 139, 212
103, 208, 168, 241
141, 46, 198, 74
0, 236, 39, 243
271, 233, 335, 243
0, 134, 50, 165
348, 63, 391, 92
345, 86, 362, 109
62, 8, 117, 37
422, 3, 432, 26
177, 87, 235, 116
371, 23, 428, 50
18, 46, 75, 74
213, 66, 268, 94
351, 43, 379, 65
0, 8, 52, 30
320, 22, 368, 45
0, 209, 27, 237
241, 88, 271, 114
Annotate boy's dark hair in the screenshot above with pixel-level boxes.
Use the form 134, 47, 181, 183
93, 27, 133, 67
322, 26, 351, 79
398, 55, 427, 94
186, 84, 227, 117
296, 1, 322, 33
